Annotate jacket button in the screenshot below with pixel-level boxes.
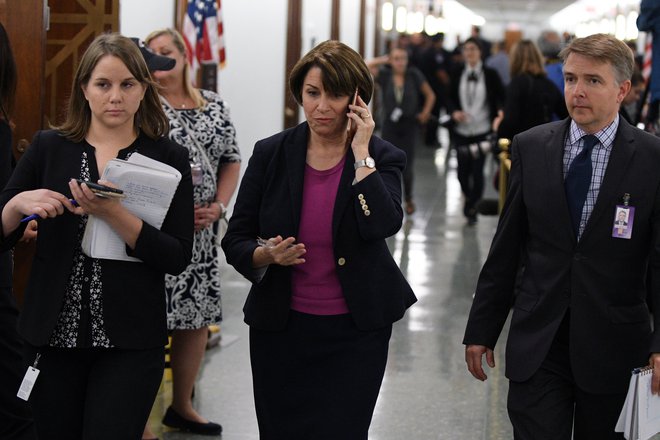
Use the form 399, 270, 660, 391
338, 257, 346, 266
358, 194, 365, 200
360, 199, 366, 206
361, 204, 369, 211
364, 210, 371, 216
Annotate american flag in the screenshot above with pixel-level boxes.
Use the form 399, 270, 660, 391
182, 0, 226, 85
643, 33, 652, 86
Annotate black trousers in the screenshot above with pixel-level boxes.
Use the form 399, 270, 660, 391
0, 252, 37, 440
452, 132, 490, 217
507, 315, 626, 440
23, 344, 164, 440
250, 311, 392, 440
381, 121, 418, 202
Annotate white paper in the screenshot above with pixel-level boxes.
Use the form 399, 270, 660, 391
81, 153, 182, 262
638, 369, 660, 440
616, 368, 660, 440
617, 373, 638, 438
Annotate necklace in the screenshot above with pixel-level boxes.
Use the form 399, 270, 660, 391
164, 93, 189, 109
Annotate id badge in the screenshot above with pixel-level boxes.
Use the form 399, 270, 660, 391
612, 205, 634, 239
17, 353, 41, 401
390, 107, 402, 122
190, 162, 203, 186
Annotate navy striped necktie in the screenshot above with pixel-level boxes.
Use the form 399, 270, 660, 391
565, 134, 599, 237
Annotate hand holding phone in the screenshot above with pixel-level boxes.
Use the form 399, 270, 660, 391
75, 179, 125, 198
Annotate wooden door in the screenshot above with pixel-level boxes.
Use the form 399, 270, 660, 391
0, 0, 47, 307
1, 0, 118, 306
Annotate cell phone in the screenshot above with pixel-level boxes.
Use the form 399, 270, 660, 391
346, 88, 359, 132
75, 179, 125, 198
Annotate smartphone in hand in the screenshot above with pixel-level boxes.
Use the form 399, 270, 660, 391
346, 88, 359, 133
74, 179, 125, 198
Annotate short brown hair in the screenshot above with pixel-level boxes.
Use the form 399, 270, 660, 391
53, 33, 169, 142
509, 40, 547, 77
289, 40, 373, 106
559, 33, 634, 84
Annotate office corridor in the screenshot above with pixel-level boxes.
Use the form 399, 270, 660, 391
148, 143, 514, 439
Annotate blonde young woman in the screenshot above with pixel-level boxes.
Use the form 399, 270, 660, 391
143, 28, 240, 437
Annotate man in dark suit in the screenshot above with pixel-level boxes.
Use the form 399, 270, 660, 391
463, 33, 660, 439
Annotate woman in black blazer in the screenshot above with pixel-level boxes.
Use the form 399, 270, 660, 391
222, 40, 416, 440
0, 33, 193, 440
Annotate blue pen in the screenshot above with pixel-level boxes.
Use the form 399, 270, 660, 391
20, 199, 78, 223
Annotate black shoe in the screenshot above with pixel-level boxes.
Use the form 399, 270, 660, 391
162, 406, 222, 436
475, 198, 498, 216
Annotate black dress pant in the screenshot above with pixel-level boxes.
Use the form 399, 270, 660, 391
250, 311, 392, 440
452, 132, 489, 217
507, 314, 626, 440
381, 120, 418, 202
23, 344, 164, 440
0, 252, 37, 440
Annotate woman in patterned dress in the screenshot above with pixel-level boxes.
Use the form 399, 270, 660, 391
145, 28, 240, 436
0, 33, 193, 440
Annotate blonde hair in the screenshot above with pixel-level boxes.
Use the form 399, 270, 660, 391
53, 33, 169, 141
509, 40, 547, 77
145, 28, 205, 109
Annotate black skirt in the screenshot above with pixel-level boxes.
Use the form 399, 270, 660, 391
249, 310, 392, 440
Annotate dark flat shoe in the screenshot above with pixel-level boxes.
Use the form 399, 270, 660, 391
162, 406, 222, 436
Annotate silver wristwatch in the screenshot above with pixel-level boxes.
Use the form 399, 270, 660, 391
354, 156, 375, 170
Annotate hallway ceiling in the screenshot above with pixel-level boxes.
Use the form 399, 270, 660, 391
456, 0, 576, 26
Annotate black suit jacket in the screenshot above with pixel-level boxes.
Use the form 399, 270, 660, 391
0, 130, 194, 348
221, 122, 416, 331
463, 118, 660, 394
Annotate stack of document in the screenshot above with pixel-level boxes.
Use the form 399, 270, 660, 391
81, 152, 182, 262
616, 365, 660, 440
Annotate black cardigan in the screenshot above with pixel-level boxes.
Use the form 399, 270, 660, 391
0, 130, 194, 348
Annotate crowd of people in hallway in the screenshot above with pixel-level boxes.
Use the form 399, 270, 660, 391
2, 5, 660, 440
373, 25, 653, 226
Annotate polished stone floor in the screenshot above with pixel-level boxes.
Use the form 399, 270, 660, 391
148, 142, 513, 439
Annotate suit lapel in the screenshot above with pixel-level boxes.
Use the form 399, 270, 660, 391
284, 124, 309, 234
543, 119, 576, 242
580, 121, 636, 242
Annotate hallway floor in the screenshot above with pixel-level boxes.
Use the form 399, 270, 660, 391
149, 142, 514, 439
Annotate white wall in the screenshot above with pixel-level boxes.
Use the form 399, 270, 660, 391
120, 0, 175, 40
120, 0, 373, 207
216, 0, 287, 175
340, 0, 361, 50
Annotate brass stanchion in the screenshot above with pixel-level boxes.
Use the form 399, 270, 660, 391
497, 138, 511, 215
